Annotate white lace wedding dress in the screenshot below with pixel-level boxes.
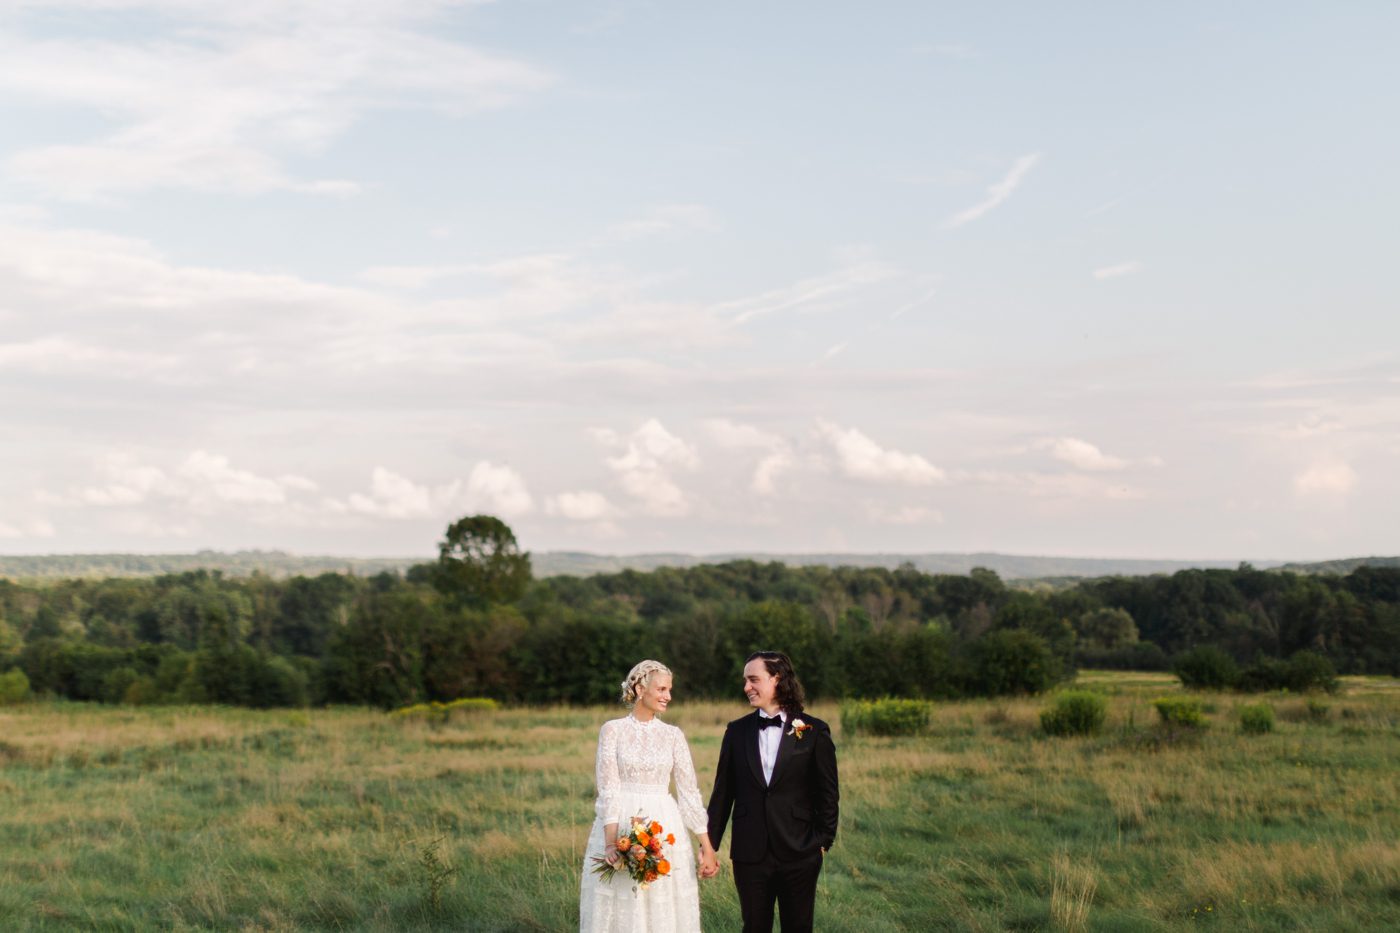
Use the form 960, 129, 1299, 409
579, 714, 708, 932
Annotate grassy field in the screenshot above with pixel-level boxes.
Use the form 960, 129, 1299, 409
1, 673, 1398, 931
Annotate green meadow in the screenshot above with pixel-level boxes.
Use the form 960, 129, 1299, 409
2, 673, 1398, 932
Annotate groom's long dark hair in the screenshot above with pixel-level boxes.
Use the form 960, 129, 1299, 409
746, 650, 806, 716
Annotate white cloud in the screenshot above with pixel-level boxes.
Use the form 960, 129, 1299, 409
1044, 437, 1130, 471
345, 467, 437, 518
178, 451, 313, 505
704, 418, 796, 495
601, 419, 699, 517
751, 451, 795, 496
462, 461, 534, 517
72, 454, 171, 506
816, 421, 944, 485
1294, 460, 1357, 496
1092, 261, 1144, 280
546, 490, 612, 521
45, 449, 319, 516
945, 153, 1040, 228
0, 2, 551, 200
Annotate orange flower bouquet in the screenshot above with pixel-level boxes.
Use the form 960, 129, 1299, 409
591, 814, 675, 891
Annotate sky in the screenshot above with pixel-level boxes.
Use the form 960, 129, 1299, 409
2, 1, 1398, 561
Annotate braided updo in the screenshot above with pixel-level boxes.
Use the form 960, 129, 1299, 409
620, 659, 672, 708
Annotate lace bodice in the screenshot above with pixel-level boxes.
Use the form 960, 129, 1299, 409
593, 715, 710, 835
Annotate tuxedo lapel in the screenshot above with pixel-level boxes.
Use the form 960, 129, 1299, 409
743, 712, 765, 787
770, 719, 798, 786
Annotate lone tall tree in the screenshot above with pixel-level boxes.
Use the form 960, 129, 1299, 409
433, 515, 532, 607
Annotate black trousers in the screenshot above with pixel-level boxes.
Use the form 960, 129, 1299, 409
732, 849, 823, 933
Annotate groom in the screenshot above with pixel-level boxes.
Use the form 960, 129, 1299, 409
704, 651, 839, 933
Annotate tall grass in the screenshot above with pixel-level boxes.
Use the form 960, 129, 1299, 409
0, 673, 1396, 930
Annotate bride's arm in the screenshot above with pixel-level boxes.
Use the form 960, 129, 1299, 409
595, 721, 622, 859
670, 726, 718, 868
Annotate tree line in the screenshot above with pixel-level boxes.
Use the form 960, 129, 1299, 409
2, 516, 1398, 708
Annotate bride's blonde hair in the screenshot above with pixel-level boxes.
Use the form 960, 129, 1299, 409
620, 659, 672, 708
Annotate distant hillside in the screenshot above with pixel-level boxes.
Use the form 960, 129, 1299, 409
530, 551, 1270, 579
1273, 556, 1400, 575
0, 549, 1307, 582
0, 551, 424, 581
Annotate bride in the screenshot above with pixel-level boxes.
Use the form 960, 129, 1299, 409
580, 660, 718, 932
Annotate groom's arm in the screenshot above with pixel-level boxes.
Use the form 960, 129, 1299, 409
812, 722, 839, 851
705, 723, 737, 850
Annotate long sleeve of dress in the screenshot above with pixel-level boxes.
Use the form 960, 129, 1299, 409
594, 721, 621, 825
670, 726, 711, 836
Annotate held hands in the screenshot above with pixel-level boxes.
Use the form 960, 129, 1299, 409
698, 850, 720, 879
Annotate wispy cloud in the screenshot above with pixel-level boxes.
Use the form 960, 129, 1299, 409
1093, 261, 1144, 280
0, 1, 550, 200
712, 261, 895, 325
889, 285, 939, 320
945, 153, 1040, 228
594, 203, 721, 245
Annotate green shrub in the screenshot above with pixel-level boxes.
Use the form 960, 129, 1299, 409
1283, 651, 1340, 694
1039, 691, 1108, 736
103, 666, 141, 704
841, 698, 932, 737
1236, 656, 1287, 693
1173, 645, 1239, 690
1153, 696, 1205, 728
1306, 697, 1331, 722
0, 668, 30, 705
1236, 651, 1340, 694
1238, 702, 1275, 734
391, 697, 500, 722
122, 676, 161, 706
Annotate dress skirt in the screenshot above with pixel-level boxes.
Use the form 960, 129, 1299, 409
579, 782, 702, 933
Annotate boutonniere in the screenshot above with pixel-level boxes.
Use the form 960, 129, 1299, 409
788, 718, 812, 740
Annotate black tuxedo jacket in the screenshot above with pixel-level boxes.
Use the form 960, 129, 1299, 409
706, 710, 839, 863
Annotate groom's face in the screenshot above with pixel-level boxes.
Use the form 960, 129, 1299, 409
742, 659, 779, 709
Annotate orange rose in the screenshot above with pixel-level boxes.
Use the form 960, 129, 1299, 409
666, 834, 675, 845
650, 821, 662, 836
657, 859, 671, 875
649, 838, 662, 853
636, 830, 651, 847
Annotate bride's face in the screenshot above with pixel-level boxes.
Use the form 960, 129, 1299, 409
637, 674, 672, 716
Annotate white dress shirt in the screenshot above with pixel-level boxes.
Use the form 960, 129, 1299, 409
757, 710, 785, 785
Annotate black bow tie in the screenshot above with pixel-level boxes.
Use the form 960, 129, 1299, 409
757, 716, 784, 729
